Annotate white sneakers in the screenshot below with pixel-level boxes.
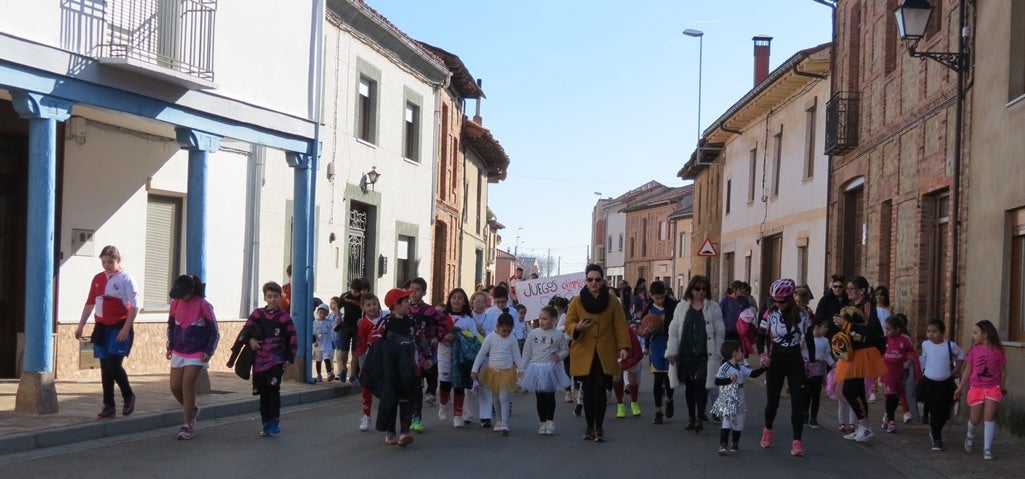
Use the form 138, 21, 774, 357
424, 394, 438, 406
438, 406, 448, 421
843, 426, 873, 443
453, 416, 464, 428
903, 411, 913, 424
359, 415, 371, 432
537, 420, 556, 435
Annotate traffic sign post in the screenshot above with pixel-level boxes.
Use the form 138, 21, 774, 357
697, 237, 718, 257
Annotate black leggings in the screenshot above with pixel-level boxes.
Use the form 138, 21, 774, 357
764, 358, 807, 440
253, 364, 283, 423
577, 353, 611, 432
536, 392, 556, 421
652, 372, 674, 408
315, 359, 333, 375
805, 375, 824, 420
683, 377, 707, 420
424, 363, 438, 397
842, 378, 870, 420
919, 377, 955, 441
100, 356, 133, 406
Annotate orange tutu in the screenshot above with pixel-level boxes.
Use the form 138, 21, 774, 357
833, 347, 887, 382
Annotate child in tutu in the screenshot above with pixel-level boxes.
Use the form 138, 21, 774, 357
711, 340, 764, 454
471, 312, 524, 435
519, 306, 571, 435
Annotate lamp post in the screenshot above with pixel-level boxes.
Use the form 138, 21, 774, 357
515, 227, 523, 257
894, 0, 970, 338
683, 29, 704, 146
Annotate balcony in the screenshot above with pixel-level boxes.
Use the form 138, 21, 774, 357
824, 91, 859, 155
97, 0, 217, 89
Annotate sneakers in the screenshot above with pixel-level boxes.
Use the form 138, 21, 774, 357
539, 422, 548, 435
190, 406, 200, 429
410, 417, 424, 433
574, 404, 583, 417
665, 401, 675, 419
849, 426, 873, 443
453, 416, 464, 428
97, 404, 117, 419
593, 428, 605, 442
730, 441, 740, 453
885, 420, 896, 433
258, 419, 280, 437
493, 420, 503, 432
718, 445, 729, 455
385, 433, 399, 445
685, 418, 697, 431
653, 411, 664, 425
964, 434, 974, 452
438, 406, 448, 421
424, 394, 438, 406
398, 433, 414, 447
583, 428, 595, 441
326, 373, 335, 382
760, 428, 773, 448
984, 449, 993, 460
177, 423, 194, 440
481, 419, 492, 429
545, 420, 555, 435
838, 424, 848, 434
931, 439, 943, 451
790, 440, 804, 457
564, 390, 575, 403
868, 392, 878, 403
496, 421, 510, 435
631, 402, 642, 416
699, 414, 711, 424
359, 415, 372, 432
808, 418, 820, 428
122, 395, 136, 416
903, 411, 913, 424
616, 403, 626, 418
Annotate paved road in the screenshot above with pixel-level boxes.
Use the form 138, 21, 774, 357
1, 373, 950, 479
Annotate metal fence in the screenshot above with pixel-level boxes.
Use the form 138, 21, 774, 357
100, 0, 216, 81
825, 91, 860, 156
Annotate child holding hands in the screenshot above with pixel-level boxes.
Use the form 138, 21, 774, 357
519, 306, 571, 435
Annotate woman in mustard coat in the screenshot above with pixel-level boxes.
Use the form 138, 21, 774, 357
565, 264, 631, 442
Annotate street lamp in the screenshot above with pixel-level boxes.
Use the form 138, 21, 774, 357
515, 227, 523, 256
683, 29, 704, 146
895, 0, 970, 338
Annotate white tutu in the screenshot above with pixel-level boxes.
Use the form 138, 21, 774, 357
518, 361, 572, 393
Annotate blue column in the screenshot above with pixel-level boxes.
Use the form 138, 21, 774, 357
286, 152, 312, 382
175, 128, 222, 280
12, 92, 71, 375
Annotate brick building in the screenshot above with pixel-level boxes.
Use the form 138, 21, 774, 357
679, 147, 725, 299
825, 0, 969, 338
623, 186, 692, 288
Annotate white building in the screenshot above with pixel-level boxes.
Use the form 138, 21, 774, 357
1, 0, 323, 411
708, 43, 831, 302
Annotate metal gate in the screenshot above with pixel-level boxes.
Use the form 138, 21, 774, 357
347, 203, 368, 285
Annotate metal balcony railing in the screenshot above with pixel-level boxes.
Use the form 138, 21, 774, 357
825, 91, 860, 155
100, 0, 217, 81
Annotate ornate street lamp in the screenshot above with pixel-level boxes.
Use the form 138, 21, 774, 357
360, 166, 380, 193
894, 0, 969, 72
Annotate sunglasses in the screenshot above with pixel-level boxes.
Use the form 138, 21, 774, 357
586, 277, 603, 283
831, 285, 844, 289
774, 299, 789, 304
691, 286, 706, 292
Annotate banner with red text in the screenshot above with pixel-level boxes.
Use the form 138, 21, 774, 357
515, 272, 587, 322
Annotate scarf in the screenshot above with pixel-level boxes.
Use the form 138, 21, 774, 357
579, 286, 610, 314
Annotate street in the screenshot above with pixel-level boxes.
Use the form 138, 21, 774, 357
1, 374, 953, 479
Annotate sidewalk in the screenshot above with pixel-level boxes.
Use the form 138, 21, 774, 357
0, 372, 354, 456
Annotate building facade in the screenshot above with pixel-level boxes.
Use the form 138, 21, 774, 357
709, 44, 830, 304
623, 186, 691, 287
669, 195, 695, 297
1, 0, 322, 410
826, 0, 968, 339
679, 148, 725, 299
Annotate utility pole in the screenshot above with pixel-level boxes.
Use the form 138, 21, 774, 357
558, 256, 561, 275
547, 248, 551, 277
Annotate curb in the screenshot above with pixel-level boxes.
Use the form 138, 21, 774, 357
0, 385, 354, 456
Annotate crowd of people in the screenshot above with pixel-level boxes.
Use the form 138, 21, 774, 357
73, 247, 1009, 460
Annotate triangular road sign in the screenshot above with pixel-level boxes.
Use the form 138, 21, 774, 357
697, 237, 718, 257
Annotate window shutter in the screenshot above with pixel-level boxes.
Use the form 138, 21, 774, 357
144, 197, 179, 307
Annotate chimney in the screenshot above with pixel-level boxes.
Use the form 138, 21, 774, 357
753, 35, 773, 86
473, 78, 483, 124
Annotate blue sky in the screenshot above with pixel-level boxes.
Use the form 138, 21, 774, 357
365, 0, 833, 274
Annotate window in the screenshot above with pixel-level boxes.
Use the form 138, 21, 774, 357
748, 148, 757, 202
678, 232, 686, 257
1011, 1, 1025, 100
642, 218, 648, 256
143, 195, 182, 308
618, 234, 624, 252
725, 179, 732, 215
926, 193, 950, 325
403, 102, 420, 161
397, 234, 416, 289
722, 252, 735, 287
744, 254, 752, 284
629, 237, 635, 258
475, 174, 483, 233
608, 235, 613, 252
659, 221, 668, 241
771, 132, 782, 197
804, 101, 817, 178
797, 244, 809, 286
357, 76, 378, 143
884, 0, 898, 74
1010, 208, 1025, 341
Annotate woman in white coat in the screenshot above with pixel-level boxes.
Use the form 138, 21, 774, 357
666, 275, 724, 432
